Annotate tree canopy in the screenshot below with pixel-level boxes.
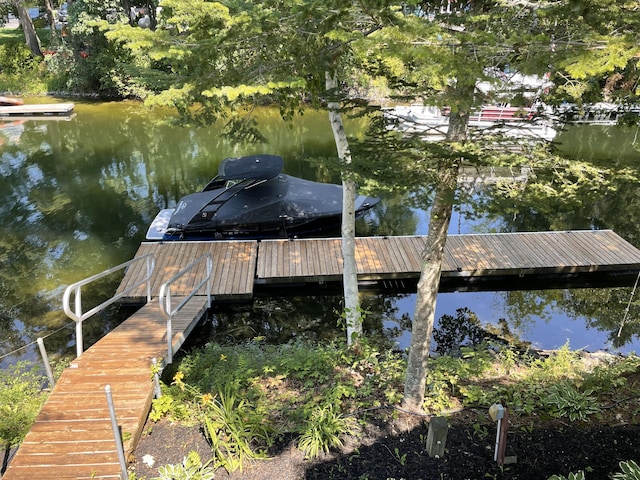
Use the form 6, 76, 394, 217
6, 0, 638, 413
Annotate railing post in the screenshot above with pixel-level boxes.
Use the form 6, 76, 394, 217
74, 287, 83, 357
105, 385, 128, 480
75, 319, 83, 358
146, 255, 154, 303
151, 358, 162, 398
36, 337, 56, 389
206, 256, 213, 308
165, 290, 173, 364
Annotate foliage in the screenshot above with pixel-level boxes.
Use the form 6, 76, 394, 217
149, 339, 640, 472
548, 460, 640, 480
0, 361, 49, 447
543, 381, 601, 422
0, 40, 41, 73
152, 451, 215, 480
548, 472, 585, 480
612, 460, 640, 480
200, 387, 272, 473
151, 339, 405, 469
423, 346, 495, 413
297, 403, 356, 459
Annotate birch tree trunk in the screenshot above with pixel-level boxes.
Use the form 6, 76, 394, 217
326, 71, 362, 345
13, 0, 42, 57
43, 0, 60, 46
402, 110, 467, 412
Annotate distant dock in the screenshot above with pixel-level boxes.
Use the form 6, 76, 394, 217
0, 103, 75, 117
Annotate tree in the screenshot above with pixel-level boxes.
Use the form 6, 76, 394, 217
357, 0, 640, 412
103, 0, 394, 345
12, 0, 42, 56
103, 0, 640, 410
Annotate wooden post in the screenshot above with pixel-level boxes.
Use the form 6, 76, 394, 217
496, 406, 509, 465
426, 416, 448, 458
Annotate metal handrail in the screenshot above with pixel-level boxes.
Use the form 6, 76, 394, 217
63, 253, 155, 358
158, 253, 212, 364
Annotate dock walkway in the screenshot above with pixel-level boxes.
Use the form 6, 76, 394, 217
119, 230, 640, 302
2, 299, 208, 479
4, 230, 640, 479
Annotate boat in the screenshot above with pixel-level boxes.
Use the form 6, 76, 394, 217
0, 96, 24, 106
146, 154, 380, 241
383, 104, 557, 141
553, 102, 640, 126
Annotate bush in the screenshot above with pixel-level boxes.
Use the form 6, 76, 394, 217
0, 362, 49, 448
0, 41, 41, 74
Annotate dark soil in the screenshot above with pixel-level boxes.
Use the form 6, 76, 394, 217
130, 410, 640, 480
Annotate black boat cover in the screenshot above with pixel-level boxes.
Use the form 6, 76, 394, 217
218, 154, 283, 180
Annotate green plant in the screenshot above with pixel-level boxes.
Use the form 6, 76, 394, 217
0, 362, 49, 448
202, 388, 272, 472
547, 472, 585, 480
152, 451, 215, 480
544, 382, 601, 421
392, 447, 407, 466
471, 423, 489, 440
149, 389, 191, 423
548, 460, 640, 480
298, 403, 356, 459
612, 460, 640, 480
0, 41, 41, 73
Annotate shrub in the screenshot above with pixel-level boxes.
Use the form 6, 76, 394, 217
0, 362, 49, 448
152, 451, 215, 480
0, 41, 41, 74
298, 403, 356, 459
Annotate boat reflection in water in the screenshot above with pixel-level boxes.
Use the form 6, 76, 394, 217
147, 154, 379, 241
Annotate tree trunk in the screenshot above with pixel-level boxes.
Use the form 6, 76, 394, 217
13, 0, 42, 57
402, 110, 468, 413
326, 71, 362, 345
43, 0, 60, 46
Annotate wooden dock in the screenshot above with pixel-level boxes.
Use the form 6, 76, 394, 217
2, 299, 208, 479
4, 230, 640, 479
0, 103, 75, 117
117, 230, 640, 302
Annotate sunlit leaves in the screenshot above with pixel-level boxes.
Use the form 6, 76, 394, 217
559, 39, 638, 81
202, 80, 307, 101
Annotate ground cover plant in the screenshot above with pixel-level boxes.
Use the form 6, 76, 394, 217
130, 337, 640, 480
0, 361, 50, 473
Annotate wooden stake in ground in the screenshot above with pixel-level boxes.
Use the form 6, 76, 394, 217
489, 403, 509, 464
426, 416, 448, 458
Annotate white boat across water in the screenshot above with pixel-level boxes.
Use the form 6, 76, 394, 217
384, 104, 558, 142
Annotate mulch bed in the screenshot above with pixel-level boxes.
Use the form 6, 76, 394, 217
130, 412, 640, 480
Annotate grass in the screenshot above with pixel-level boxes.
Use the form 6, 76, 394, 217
0, 25, 51, 45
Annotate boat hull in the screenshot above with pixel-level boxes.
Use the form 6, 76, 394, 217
146, 197, 377, 241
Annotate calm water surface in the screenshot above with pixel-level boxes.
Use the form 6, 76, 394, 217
2, 98, 640, 368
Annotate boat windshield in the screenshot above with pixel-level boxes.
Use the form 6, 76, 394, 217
225, 179, 242, 189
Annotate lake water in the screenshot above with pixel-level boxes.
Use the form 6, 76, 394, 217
2, 98, 640, 369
